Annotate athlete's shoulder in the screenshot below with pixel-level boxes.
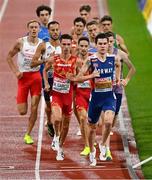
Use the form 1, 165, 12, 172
89, 53, 98, 62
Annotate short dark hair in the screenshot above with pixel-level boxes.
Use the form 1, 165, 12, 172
86, 20, 98, 28
79, 5, 91, 13
60, 34, 72, 42
95, 33, 108, 44
36, 5, 52, 17
100, 15, 113, 24
73, 17, 86, 26
48, 21, 60, 28
105, 31, 114, 38
27, 20, 40, 27
78, 36, 90, 45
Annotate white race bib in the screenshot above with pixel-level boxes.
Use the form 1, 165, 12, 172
53, 77, 70, 93
95, 77, 112, 92
77, 80, 90, 88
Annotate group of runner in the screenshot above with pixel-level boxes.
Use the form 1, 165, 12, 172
6, 4, 136, 166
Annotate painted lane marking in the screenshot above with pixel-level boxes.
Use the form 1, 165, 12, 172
35, 1, 55, 179
0, 0, 8, 22
35, 95, 45, 180
0, 166, 14, 170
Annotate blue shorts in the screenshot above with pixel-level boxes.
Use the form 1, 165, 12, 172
88, 91, 116, 124
43, 78, 53, 102
115, 93, 122, 115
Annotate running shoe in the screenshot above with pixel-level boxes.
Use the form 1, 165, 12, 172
110, 131, 113, 135
80, 146, 90, 156
24, 134, 34, 144
47, 123, 54, 137
76, 129, 82, 136
106, 149, 112, 161
51, 136, 59, 151
56, 147, 64, 161
99, 144, 106, 161
89, 148, 96, 166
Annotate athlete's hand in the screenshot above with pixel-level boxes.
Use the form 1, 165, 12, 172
92, 69, 100, 78
16, 71, 23, 79
44, 83, 50, 92
121, 78, 129, 86
66, 73, 76, 81
116, 78, 121, 86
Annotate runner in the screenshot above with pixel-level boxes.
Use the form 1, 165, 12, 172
35, 5, 55, 135
75, 37, 92, 156
71, 17, 86, 55
7, 20, 42, 144
86, 20, 100, 54
79, 4, 92, 23
36, 5, 52, 42
67, 33, 121, 166
31, 21, 62, 137
100, 15, 129, 54
98, 31, 136, 160
43, 34, 78, 161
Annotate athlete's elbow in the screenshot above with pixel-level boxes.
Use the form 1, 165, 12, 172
30, 62, 35, 68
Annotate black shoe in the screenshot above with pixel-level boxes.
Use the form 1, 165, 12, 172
47, 123, 54, 137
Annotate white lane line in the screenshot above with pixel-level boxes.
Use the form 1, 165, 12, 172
1, 167, 129, 173
35, 96, 45, 180
35, 1, 55, 179
0, 0, 8, 22
49, 0, 55, 21
97, 0, 109, 18
0, 115, 30, 118
133, 156, 152, 169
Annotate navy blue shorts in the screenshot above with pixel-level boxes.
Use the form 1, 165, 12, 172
42, 78, 53, 102
115, 93, 122, 115
88, 92, 116, 124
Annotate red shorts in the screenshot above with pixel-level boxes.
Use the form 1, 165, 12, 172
75, 88, 91, 111
17, 71, 42, 104
52, 91, 73, 116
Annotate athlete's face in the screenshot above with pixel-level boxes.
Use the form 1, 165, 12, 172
74, 22, 85, 36
80, 10, 90, 22
48, 23, 60, 40
100, 20, 112, 32
96, 38, 108, 55
39, 10, 50, 26
28, 22, 40, 38
78, 40, 89, 56
108, 36, 114, 50
61, 39, 72, 55
87, 24, 99, 39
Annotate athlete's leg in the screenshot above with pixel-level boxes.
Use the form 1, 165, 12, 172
101, 110, 115, 145
26, 95, 41, 135
51, 105, 62, 137
77, 108, 90, 155
59, 114, 71, 147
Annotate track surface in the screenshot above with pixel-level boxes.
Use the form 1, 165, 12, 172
0, 0, 143, 179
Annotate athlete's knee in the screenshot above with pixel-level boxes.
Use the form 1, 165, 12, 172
19, 110, 27, 115
31, 104, 39, 113
88, 122, 97, 132
104, 121, 112, 129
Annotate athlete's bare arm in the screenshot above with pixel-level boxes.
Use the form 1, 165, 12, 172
30, 42, 46, 68
67, 58, 99, 81
116, 34, 129, 55
118, 49, 136, 86
115, 55, 121, 85
7, 38, 23, 79
43, 58, 54, 91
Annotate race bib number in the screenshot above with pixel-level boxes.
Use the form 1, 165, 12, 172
95, 77, 112, 92
53, 77, 70, 93
23, 57, 31, 69
77, 80, 90, 88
